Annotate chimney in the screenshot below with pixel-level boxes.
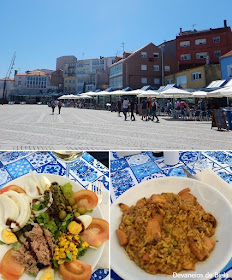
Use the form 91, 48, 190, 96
224, 20, 227, 28
14, 70, 18, 76
180, 28, 182, 34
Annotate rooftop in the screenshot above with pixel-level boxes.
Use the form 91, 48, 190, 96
220, 50, 232, 59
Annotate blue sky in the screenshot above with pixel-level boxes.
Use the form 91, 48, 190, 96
0, 0, 232, 77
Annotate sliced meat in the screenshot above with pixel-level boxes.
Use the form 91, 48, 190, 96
142, 253, 150, 261
118, 203, 130, 212
178, 188, 196, 205
182, 261, 195, 270
188, 236, 215, 261
151, 195, 166, 204
116, 229, 128, 246
152, 213, 163, 226
136, 199, 145, 207
144, 218, 161, 244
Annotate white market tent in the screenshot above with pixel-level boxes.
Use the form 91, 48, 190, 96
58, 94, 78, 100
208, 86, 232, 97
138, 90, 162, 98
192, 91, 208, 98
160, 87, 192, 98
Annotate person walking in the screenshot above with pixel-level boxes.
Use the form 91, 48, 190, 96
58, 101, 63, 114
152, 98, 159, 123
51, 99, 56, 115
122, 97, 129, 121
166, 100, 172, 116
130, 98, 136, 121
141, 98, 148, 121
117, 97, 122, 117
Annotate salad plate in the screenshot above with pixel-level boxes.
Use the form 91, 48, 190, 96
0, 173, 106, 280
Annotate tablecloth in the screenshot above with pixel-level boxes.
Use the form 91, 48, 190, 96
0, 151, 109, 280
110, 151, 232, 280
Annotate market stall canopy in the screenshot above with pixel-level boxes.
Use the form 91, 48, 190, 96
208, 86, 232, 97
160, 87, 192, 98
138, 90, 161, 98
81, 91, 97, 96
192, 91, 208, 97
206, 80, 227, 89
75, 94, 92, 99
58, 94, 78, 99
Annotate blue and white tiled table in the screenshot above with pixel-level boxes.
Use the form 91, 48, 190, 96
0, 151, 109, 280
110, 151, 232, 280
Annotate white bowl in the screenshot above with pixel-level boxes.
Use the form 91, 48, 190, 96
110, 177, 232, 280
0, 173, 105, 280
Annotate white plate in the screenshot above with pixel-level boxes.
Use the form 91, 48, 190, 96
110, 177, 232, 280
0, 173, 105, 280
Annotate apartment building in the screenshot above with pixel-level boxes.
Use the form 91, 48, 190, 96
177, 20, 232, 71
56, 56, 77, 71
75, 57, 115, 92
165, 64, 221, 89
109, 42, 178, 89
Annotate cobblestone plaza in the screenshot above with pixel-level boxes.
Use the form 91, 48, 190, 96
0, 105, 230, 150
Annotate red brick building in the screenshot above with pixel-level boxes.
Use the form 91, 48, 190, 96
177, 20, 232, 71
109, 43, 177, 89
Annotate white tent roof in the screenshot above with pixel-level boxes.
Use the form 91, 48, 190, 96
206, 80, 226, 88
160, 87, 192, 98
208, 86, 232, 97
192, 91, 208, 97
138, 90, 161, 98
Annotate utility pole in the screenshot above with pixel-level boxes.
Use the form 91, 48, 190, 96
2, 52, 16, 104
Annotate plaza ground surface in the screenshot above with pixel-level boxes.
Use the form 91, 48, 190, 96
0, 105, 230, 150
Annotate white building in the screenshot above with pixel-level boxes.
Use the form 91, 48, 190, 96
75, 57, 115, 92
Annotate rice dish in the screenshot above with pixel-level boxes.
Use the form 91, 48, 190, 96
116, 188, 217, 275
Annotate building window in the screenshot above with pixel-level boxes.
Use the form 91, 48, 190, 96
196, 52, 208, 59
195, 38, 207, 45
164, 66, 170, 72
18, 81, 21, 85
192, 71, 202, 81
141, 77, 147, 84
214, 50, 221, 57
180, 54, 191, 60
213, 36, 220, 43
227, 65, 232, 77
154, 65, 159, 71
153, 53, 159, 58
141, 65, 147, 70
166, 78, 173, 84
180, 41, 190, 47
154, 78, 160, 84
176, 75, 187, 86
141, 52, 147, 58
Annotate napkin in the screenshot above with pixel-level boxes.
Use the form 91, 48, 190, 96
95, 191, 109, 270
195, 168, 232, 205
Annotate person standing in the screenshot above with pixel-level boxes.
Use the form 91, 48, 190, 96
51, 99, 56, 115
117, 97, 122, 117
122, 97, 129, 121
130, 98, 136, 121
152, 98, 159, 123
166, 100, 172, 116
58, 101, 63, 114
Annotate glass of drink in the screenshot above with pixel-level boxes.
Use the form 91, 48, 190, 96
52, 151, 84, 178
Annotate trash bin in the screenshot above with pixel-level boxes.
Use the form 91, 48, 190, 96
222, 107, 232, 130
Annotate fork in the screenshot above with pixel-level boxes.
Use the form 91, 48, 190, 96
88, 181, 103, 204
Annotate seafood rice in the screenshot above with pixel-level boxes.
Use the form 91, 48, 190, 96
116, 188, 217, 275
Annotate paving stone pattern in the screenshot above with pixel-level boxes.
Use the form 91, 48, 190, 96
0, 105, 231, 150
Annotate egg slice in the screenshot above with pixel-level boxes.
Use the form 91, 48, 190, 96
76, 215, 92, 231
36, 267, 54, 280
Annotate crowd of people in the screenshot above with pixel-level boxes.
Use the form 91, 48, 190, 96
115, 97, 160, 122
110, 97, 211, 122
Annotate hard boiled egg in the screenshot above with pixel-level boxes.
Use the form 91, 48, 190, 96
36, 267, 54, 280
0, 194, 19, 223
